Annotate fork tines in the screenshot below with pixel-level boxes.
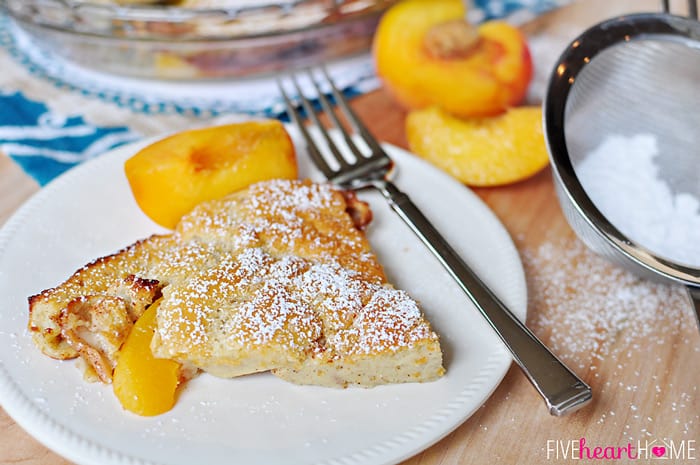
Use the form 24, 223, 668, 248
276, 66, 388, 182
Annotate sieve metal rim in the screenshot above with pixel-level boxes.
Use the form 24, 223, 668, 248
543, 12, 700, 287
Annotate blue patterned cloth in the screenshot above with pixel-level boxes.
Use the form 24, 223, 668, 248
0, 0, 563, 187
0, 91, 140, 186
472, 0, 564, 20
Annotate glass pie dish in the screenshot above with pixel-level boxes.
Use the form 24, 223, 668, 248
0, 0, 396, 80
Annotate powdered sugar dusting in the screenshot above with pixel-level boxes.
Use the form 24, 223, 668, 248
333, 287, 433, 356
517, 238, 699, 442
153, 179, 439, 371
576, 133, 700, 267
524, 239, 693, 364
157, 244, 435, 362
176, 179, 376, 279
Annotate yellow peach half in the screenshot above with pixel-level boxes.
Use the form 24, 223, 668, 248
125, 120, 297, 229
373, 0, 532, 117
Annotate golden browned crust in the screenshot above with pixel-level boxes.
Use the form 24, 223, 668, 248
26, 233, 212, 379
342, 190, 373, 230
28, 236, 169, 361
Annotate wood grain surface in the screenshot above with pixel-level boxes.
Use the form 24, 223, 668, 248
1, 1, 698, 463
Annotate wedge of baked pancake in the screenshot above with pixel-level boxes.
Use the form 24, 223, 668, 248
29, 179, 444, 387
154, 180, 444, 386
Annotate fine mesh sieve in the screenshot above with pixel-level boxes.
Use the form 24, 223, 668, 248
544, 7, 700, 330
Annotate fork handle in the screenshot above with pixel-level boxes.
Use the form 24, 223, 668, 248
375, 180, 592, 416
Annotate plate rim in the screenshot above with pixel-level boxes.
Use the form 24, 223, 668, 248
0, 135, 526, 465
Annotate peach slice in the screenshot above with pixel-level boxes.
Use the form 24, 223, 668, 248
406, 106, 549, 186
113, 300, 181, 416
125, 121, 297, 229
373, 0, 532, 117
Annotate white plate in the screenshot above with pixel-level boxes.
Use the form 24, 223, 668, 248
0, 135, 526, 465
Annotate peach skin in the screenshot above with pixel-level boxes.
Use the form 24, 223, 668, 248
373, 0, 532, 117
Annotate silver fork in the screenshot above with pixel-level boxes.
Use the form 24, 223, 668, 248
277, 67, 592, 416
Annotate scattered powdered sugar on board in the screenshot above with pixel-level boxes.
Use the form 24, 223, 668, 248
576, 133, 700, 267
523, 238, 695, 365
522, 238, 699, 441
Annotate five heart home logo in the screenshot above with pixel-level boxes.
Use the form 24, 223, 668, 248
546, 438, 697, 460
